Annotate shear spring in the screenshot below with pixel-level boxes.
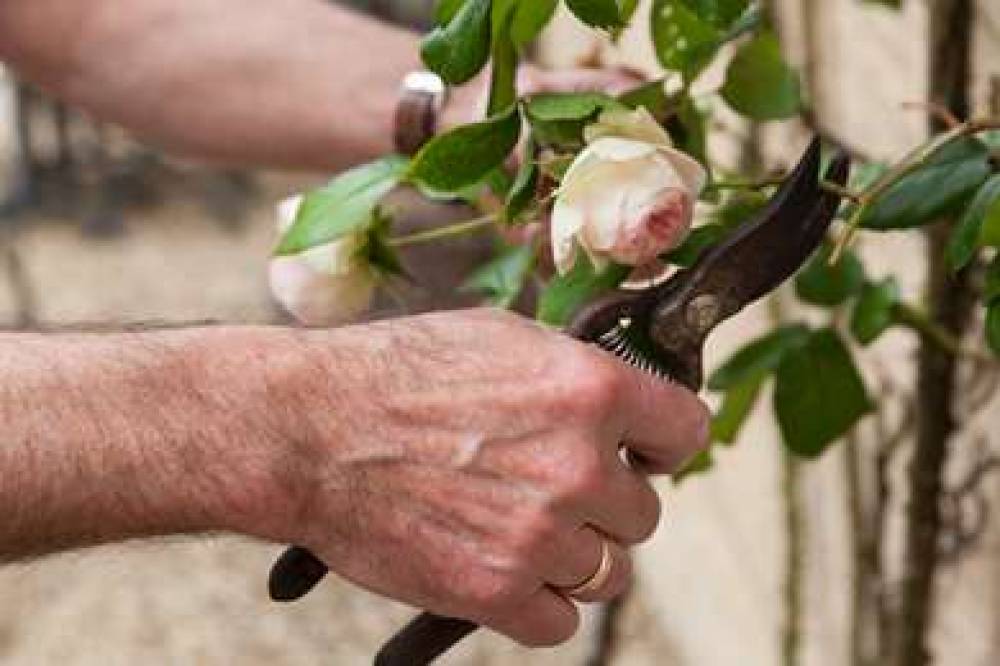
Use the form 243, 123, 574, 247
597, 326, 670, 381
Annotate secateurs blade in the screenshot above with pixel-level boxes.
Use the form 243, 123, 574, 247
269, 137, 851, 666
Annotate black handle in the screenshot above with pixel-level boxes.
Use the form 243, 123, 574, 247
269, 549, 478, 663
375, 613, 478, 666
268, 546, 329, 602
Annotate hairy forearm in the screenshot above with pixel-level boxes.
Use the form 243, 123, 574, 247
0, 0, 420, 169
0, 327, 308, 560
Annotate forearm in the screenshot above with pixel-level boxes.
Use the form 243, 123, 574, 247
0, 0, 420, 169
0, 327, 307, 560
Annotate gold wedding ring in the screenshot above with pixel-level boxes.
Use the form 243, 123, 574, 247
563, 538, 614, 598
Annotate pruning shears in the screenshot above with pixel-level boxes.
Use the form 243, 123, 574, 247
268, 137, 850, 666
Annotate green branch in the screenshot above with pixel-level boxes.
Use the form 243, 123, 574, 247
389, 214, 498, 248
893, 301, 993, 363
831, 117, 1000, 263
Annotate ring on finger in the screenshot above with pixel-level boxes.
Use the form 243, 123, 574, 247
561, 538, 614, 598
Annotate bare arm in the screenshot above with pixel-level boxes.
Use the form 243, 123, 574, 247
0, 0, 643, 171
0, 0, 420, 169
0, 311, 709, 646
0, 326, 305, 557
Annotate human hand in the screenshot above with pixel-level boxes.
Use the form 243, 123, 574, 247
240, 309, 708, 647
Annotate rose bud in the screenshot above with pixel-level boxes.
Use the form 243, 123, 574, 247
551, 108, 707, 275
268, 196, 377, 326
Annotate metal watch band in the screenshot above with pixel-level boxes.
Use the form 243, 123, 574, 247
393, 71, 448, 156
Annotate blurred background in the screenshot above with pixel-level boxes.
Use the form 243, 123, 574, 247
0, 1, 998, 665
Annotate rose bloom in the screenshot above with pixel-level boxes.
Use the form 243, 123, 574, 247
268, 196, 377, 326
551, 108, 707, 275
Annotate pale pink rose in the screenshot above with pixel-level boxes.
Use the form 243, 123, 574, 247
269, 196, 377, 326
551, 108, 707, 275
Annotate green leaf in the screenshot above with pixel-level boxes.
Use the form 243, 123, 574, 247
976, 180, 1000, 248
946, 174, 1000, 270
524, 92, 620, 149
712, 190, 770, 226
276, 156, 408, 255
988, 302, 1000, 357
862, 137, 991, 230
512, 0, 559, 47
721, 31, 802, 120
850, 277, 901, 345
774, 328, 872, 458
461, 243, 536, 308
663, 224, 728, 267
537, 258, 630, 327
708, 325, 811, 391
665, 192, 767, 266
665, 93, 708, 166
678, 0, 750, 27
417, 165, 512, 204
982, 131, 1000, 151
488, 1, 519, 116
984, 255, 1000, 303
651, 0, 721, 78
421, 0, 492, 85
364, 209, 406, 278
434, 0, 467, 25
619, 0, 642, 24
711, 375, 763, 444
673, 448, 714, 483
525, 91, 620, 122
408, 106, 521, 193
794, 247, 866, 307
565, 0, 624, 29
851, 162, 890, 192
618, 80, 671, 118
504, 138, 539, 223
720, 5, 761, 41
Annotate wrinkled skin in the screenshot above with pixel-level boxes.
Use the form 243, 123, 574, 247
245, 309, 709, 646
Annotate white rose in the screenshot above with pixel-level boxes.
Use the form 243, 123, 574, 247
551, 108, 707, 275
268, 196, 377, 326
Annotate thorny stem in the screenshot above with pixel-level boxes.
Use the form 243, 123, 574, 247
705, 175, 785, 193
831, 117, 1000, 263
821, 181, 863, 202
389, 214, 497, 247
894, 4, 977, 660
893, 301, 993, 363
707, 176, 862, 201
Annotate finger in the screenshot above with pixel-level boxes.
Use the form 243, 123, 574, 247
538, 525, 606, 588
611, 363, 711, 475
581, 463, 662, 545
487, 587, 580, 647
558, 538, 632, 604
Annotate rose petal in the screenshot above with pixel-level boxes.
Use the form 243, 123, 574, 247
269, 255, 376, 326
276, 195, 305, 235
584, 107, 672, 147
551, 199, 585, 275
657, 146, 708, 195
586, 137, 659, 162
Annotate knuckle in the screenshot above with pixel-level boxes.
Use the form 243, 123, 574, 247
462, 574, 520, 615
510, 506, 560, 556
555, 349, 623, 419
557, 446, 607, 501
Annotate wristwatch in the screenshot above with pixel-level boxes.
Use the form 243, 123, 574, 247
393, 70, 448, 156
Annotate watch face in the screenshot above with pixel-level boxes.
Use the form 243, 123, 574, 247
402, 71, 447, 100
